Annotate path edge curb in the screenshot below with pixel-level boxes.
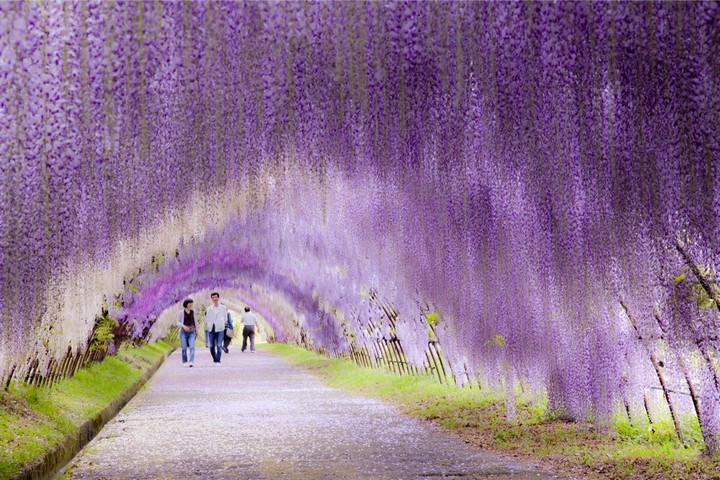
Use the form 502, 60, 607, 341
11, 348, 174, 480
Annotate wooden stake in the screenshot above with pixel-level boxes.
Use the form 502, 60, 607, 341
621, 300, 684, 444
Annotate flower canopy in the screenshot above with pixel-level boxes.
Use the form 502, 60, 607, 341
0, 0, 718, 446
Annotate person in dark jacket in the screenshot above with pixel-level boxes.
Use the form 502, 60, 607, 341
222, 312, 234, 353
176, 298, 197, 367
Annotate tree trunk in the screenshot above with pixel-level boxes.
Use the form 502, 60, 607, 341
504, 364, 517, 422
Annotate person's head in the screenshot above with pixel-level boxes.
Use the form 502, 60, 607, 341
211, 292, 220, 305
183, 298, 194, 310
244, 306, 250, 312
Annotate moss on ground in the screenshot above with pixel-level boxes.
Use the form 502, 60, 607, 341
263, 343, 720, 480
0, 340, 173, 479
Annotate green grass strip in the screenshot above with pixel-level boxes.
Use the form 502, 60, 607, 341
0, 340, 173, 479
263, 343, 720, 480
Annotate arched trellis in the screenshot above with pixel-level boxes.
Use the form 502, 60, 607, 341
2, 240, 454, 391
118, 244, 454, 383
1, 0, 719, 454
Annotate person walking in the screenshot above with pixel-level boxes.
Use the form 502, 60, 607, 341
222, 311, 234, 354
177, 298, 197, 367
241, 306, 259, 353
205, 292, 228, 365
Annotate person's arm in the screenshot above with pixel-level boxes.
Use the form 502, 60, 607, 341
177, 310, 187, 331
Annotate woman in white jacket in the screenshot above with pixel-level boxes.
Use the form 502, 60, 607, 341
177, 298, 198, 367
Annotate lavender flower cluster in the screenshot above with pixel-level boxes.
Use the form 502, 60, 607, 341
1, 1, 718, 450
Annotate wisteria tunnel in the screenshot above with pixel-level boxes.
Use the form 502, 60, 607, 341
1, 0, 720, 468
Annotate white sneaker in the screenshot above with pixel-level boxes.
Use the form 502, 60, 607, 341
215, 362, 221, 366
188, 362, 193, 368
182, 362, 188, 367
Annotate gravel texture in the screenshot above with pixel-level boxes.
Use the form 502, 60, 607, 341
58, 346, 571, 480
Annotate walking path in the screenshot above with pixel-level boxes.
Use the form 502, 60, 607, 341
59, 345, 569, 480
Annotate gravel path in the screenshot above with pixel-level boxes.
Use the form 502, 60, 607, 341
59, 345, 570, 480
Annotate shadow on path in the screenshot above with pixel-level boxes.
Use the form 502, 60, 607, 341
59, 345, 571, 479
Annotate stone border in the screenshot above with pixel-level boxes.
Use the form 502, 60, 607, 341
11, 348, 173, 480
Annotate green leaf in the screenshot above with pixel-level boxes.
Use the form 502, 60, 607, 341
426, 326, 436, 340
673, 274, 685, 284
698, 297, 716, 310
483, 334, 506, 348
698, 265, 711, 278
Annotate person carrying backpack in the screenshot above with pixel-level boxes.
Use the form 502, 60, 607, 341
222, 311, 234, 353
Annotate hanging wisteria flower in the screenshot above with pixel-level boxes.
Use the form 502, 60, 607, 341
1, 0, 719, 453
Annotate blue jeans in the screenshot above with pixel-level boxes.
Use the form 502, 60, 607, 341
208, 329, 225, 363
180, 330, 196, 363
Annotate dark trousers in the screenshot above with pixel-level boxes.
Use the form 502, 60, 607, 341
208, 327, 224, 363
242, 326, 255, 352
223, 330, 232, 352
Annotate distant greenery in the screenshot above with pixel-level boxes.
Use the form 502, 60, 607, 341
0, 341, 172, 479
264, 343, 720, 480
89, 309, 119, 353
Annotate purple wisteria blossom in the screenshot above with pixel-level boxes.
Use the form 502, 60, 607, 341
0, 0, 718, 451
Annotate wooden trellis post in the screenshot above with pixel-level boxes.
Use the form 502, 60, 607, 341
621, 300, 684, 444
3, 365, 16, 391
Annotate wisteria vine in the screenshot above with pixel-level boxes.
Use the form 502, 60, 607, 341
1, 1, 718, 451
